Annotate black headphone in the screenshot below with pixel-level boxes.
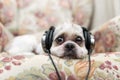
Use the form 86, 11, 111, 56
41, 26, 95, 54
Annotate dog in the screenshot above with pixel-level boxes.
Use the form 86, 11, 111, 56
4, 23, 94, 59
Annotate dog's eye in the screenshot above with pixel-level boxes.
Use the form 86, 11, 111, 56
75, 36, 83, 43
56, 37, 64, 44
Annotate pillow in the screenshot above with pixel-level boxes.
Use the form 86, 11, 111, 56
0, 0, 93, 35
0, 0, 16, 25
0, 23, 13, 52
0, 52, 120, 80
92, 16, 120, 53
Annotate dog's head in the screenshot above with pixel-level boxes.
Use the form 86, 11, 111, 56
42, 23, 95, 59
52, 23, 88, 59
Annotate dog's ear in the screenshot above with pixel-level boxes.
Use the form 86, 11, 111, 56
82, 27, 95, 54
41, 26, 55, 53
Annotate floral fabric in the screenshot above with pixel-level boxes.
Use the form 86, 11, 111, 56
92, 16, 120, 53
0, 52, 120, 80
0, 0, 120, 79
0, 23, 13, 52
0, 0, 93, 35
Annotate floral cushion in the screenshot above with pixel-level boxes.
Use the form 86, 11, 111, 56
0, 0, 16, 25
0, 0, 93, 35
92, 16, 120, 53
0, 52, 120, 80
0, 23, 13, 52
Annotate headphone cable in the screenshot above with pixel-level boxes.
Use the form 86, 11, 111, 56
47, 49, 91, 80
85, 51, 91, 80
48, 50, 61, 80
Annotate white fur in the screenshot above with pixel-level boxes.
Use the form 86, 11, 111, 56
51, 41, 88, 58
5, 22, 88, 59
51, 23, 88, 58
4, 32, 44, 55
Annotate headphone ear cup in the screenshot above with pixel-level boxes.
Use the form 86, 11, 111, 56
47, 26, 55, 50
82, 27, 92, 54
42, 26, 55, 53
45, 30, 50, 50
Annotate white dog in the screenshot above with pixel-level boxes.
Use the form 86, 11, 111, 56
4, 23, 89, 59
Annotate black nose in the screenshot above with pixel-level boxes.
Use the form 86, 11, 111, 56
65, 43, 75, 50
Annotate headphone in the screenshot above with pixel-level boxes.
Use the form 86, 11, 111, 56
41, 26, 95, 54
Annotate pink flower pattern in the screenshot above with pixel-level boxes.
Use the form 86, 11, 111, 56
0, 55, 25, 74
94, 16, 120, 53
0, 0, 92, 35
0, 53, 119, 80
0, 0, 120, 80
99, 60, 120, 79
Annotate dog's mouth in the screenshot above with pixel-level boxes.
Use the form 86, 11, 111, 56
60, 50, 78, 59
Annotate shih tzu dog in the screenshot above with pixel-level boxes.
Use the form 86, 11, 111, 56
44, 23, 88, 59
4, 23, 94, 59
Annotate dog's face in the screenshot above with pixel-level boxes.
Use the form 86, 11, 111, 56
50, 23, 88, 59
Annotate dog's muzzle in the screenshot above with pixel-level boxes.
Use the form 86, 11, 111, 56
64, 43, 77, 58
